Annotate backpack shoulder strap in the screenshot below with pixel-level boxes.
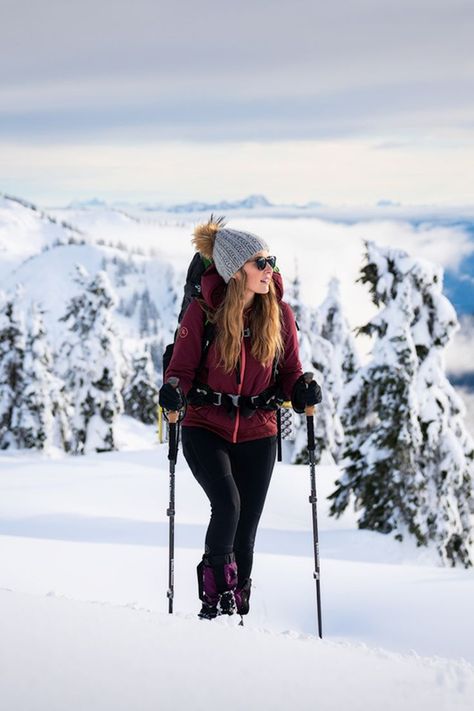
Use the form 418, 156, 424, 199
178, 253, 212, 323
197, 312, 216, 371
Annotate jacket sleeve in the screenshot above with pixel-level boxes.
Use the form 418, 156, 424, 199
164, 300, 205, 396
277, 302, 303, 400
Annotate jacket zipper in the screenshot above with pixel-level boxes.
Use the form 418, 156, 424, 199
232, 338, 246, 443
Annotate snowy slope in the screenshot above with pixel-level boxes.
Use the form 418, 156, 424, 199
0, 419, 473, 656
0, 193, 83, 261
2, 242, 179, 349
2, 588, 473, 711
1, 419, 474, 710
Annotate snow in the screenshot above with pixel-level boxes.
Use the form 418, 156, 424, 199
0, 194, 80, 265
2, 589, 474, 711
1, 419, 474, 709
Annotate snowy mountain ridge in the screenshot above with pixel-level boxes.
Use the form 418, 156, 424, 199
61, 192, 474, 220
0, 192, 84, 239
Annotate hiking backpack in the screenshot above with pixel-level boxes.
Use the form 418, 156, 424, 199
162, 253, 214, 378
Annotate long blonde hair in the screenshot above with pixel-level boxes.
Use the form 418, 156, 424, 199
212, 269, 283, 374
192, 216, 283, 374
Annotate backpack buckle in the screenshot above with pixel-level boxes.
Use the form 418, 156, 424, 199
213, 392, 223, 406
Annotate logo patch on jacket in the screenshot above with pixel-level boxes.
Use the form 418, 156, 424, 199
179, 326, 189, 338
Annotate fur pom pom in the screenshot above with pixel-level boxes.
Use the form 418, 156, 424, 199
192, 214, 226, 259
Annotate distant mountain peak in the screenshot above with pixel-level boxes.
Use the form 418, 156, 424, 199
53, 194, 330, 213
164, 194, 273, 213
67, 198, 108, 209
376, 199, 401, 207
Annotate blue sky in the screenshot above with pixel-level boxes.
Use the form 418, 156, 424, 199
1, 0, 474, 206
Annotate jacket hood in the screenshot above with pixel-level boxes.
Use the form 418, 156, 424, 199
200, 264, 284, 310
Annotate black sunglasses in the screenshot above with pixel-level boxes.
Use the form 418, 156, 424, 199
254, 255, 277, 271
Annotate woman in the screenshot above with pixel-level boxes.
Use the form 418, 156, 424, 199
159, 217, 321, 620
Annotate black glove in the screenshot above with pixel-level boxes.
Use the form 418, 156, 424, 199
159, 382, 185, 411
291, 375, 322, 414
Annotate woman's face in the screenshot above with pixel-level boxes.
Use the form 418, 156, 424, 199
241, 250, 274, 302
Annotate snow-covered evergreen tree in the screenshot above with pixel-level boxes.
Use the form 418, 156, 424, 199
316, 278, 360, 403
58, 265, 123, 454
17, 303, 72, 451
0, 292, 71, 451
329, 276, 425, 542
117, 290, 139, 318
285, 273, 303, 323
330, 242, 474, 567
123, 348, 159, 424
139, 289, 159, 337
292, 330, 343, 465
288, 276, 345, 465
148, 336, 166, 378
284, 272, 313, 372
0, 289, 27, 449
409, 258, 474, 566
312, 278, 358, 460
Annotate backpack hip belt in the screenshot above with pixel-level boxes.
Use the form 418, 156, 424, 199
188, 382, 283, 418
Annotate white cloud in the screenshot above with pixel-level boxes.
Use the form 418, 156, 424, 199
2, 138, 474, 207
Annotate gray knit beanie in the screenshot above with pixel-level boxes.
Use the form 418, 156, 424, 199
213, 228, 269, 283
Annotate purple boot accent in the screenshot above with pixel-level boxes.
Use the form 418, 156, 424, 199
201, 563, 219, 605
222, 559, 238, 589
197, 553, 238, 618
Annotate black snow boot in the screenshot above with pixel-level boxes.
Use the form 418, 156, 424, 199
196, 552, 238, 619
234, 578, 252, 616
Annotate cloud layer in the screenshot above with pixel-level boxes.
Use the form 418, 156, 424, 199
2, 0, 473, 142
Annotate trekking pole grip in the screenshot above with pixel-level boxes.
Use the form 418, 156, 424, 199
303, 371, 316, 417
167, 377, 180, 425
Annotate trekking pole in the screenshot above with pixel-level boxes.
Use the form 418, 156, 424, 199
303, 371, 323, 639
166, 376, 181, 614
276, 407, 283, 461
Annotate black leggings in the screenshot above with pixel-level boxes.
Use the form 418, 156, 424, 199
181, 426, 277, 583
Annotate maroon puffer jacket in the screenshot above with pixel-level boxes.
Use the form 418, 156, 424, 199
165, 265, 303, 443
